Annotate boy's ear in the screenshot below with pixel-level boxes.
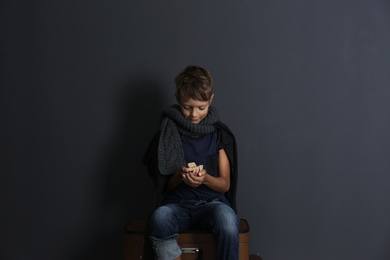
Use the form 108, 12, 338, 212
209, 93, 215, 104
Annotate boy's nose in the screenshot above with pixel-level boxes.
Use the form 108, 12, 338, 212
190, 110, 197, 117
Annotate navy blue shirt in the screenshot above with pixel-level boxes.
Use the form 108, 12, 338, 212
164, 131, 229, 204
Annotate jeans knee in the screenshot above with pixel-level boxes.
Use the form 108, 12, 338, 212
210, 203, 239, 236
150, 206, 173, 223
220, 218, 239, 237
149, 205, 179, 239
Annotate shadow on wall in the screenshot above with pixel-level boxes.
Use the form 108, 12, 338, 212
75, 77, 166, 260
103, 77, 166, 218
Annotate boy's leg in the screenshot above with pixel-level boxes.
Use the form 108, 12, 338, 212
196, 201, 239, 260
149, 203, 191, 260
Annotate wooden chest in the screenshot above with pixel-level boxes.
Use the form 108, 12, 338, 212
125, 218, 250, 260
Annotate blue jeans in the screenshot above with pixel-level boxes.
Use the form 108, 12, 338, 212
149, 199, 239, 260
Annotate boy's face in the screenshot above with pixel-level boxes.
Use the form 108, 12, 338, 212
179, 94, 214, 124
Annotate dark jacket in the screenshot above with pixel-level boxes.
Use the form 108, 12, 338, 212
143, 121, 239, 212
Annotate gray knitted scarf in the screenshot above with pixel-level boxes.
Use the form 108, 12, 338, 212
158, 104, 220, 175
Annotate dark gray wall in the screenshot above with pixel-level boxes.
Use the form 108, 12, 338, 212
1, 1, 390, 259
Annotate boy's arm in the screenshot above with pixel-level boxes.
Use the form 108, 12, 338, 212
202, 148, 231, 193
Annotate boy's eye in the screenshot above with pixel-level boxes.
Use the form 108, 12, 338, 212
199, 107, 206, 110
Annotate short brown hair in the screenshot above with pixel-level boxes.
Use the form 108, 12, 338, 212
175, 65, 213, 103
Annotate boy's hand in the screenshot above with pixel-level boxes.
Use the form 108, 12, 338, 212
182, 170, 206, 188
181, 162, 206, 188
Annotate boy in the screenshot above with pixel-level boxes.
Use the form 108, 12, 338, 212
144, 65, 239, 260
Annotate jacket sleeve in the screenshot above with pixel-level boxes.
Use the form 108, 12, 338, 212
216, 122, 238, 213
143, 131, 170, 209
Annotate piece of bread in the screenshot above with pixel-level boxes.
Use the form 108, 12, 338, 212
187, 162, 203, 172
188, 162, 197, 168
